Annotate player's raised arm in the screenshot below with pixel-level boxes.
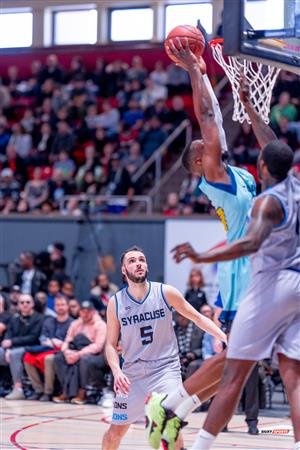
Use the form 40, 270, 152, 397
240, 74, 277, 148
163, 284, 227, 344
167, 38, 227, 181
105, 297, 130, 395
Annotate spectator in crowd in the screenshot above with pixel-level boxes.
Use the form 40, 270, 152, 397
105, 152, 133, 197
48, 168, 74, 209
90, 273, 118, 317
3, 144, 28, 184
0, 85, 10, 109
8, 123, 32, 159
174, 312, 204, 380
167, 63, 190, 95
50, 121, 76, 157
166, 96, 189, 130
149, 60, 168, 86
48, 242, 67, 271
53, 300, 107, 404
0, 293, 11, 344
38, 54, 64, 85
105, 60, 127, 97
139, 116, 168, 159
0, 168, 21, 214
69, 298, 81, 319
184, 268, 208, 311
97, 101, 120, 136
270, 91, 298, 126
16, 251, 47, 296
140, 78, 168, 109
200, 304, 222, 360
33, 122, 53, 160
122, 141, 145, 177
75, 144, 103, 191
163, 191, 181, 216
232, 121, 258, 164
34, 291, 56, 318
22, 167, 49, 211
53, 150, 76, 180
24, 295, 73, 401
47, 279, 61, 311
126, 55, 147, 83
123, 99, 144, 127
8, 285, 21, 315
275, 116, 299, 151
0, 294, 43, 399
61, 280, 74, 299
0, 118, 11, 155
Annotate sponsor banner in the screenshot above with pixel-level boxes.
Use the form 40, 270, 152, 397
259, 425, 294, 436
164, 219, 226, 303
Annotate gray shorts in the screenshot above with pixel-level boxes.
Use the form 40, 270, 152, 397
111, 357, 182, 425
227, 269, 300, 361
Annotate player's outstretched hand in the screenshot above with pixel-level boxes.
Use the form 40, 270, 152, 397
239, 72, 250, 105
171, 242, 201, 263
114, 369, 131, 395
167, 38, 206, 73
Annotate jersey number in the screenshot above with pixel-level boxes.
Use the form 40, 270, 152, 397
140, 325, 153, 345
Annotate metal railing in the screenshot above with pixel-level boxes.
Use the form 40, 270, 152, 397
131, 119, 192, 188
60, 195, 153, 215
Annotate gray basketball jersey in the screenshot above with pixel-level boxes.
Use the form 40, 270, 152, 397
115, 282, 179, 365
250, 175, 300, 275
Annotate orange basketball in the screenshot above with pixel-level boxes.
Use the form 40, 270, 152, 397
164, 25, 205, 64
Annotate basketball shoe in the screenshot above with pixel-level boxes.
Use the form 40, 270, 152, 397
145, 392, 168, 449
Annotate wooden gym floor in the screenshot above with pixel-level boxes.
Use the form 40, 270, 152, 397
1, 398, 293, 450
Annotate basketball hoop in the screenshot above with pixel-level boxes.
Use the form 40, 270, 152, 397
209, 38, 281, 124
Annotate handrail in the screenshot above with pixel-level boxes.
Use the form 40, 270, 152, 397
60, 194, 153, 215
131, 119, 191, 184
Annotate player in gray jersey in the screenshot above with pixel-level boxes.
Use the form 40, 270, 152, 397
181, 141, 300, 450
102, 246, 227, 450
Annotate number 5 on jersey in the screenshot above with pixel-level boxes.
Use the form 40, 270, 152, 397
140, 325, 153, 345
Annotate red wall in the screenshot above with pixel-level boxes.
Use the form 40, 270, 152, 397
0, 43, 222, 79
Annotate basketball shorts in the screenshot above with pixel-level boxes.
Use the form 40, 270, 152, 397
227, 269, 300, 361
111, 356, 182, 425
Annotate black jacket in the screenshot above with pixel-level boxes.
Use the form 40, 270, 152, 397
5, 311, 43, 347
16, 269, 47, 296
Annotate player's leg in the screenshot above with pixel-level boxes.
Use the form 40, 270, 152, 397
278, 353, 300, 442
102, 424, 130, 450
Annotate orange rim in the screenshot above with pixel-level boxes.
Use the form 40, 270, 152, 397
209, 38, 224, 48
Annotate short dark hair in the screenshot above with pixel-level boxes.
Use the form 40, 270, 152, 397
120, 246, 145, 265
261, 140, 293, 181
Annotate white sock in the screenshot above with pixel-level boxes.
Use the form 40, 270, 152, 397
191, 429, 216, 450
174, 395, 201, 420
294, 442, 300, 450
161, 386, 190, 411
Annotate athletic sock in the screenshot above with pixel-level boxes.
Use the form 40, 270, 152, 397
190, 429, 216, 450
294, 442, 300, 450
161, 386, 190, 411
174, 395, 201, 420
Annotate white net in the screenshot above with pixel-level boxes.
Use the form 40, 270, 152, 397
210, 39, 281, 124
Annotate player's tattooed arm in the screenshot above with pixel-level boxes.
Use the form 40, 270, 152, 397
173, 196, 283, 263
105, 298, 130, 395
167, 38, 228, 183
163, 285, 227, 344
240, 74, 277, 148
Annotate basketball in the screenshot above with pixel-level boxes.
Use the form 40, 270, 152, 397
164, 25, 205, 64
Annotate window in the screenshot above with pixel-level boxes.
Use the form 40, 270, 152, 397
0, 11, 32, 48
110, 8, 153, 41
245, 0, 285, 31
54, 9, 97, 45
165, 3, 213, 37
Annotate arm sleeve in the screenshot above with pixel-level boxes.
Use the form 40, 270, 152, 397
202, 74, 228, 153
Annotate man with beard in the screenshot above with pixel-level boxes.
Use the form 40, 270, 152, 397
102, 246, 226, 450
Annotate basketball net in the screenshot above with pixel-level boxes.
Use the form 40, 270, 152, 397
209, 38, 281, 124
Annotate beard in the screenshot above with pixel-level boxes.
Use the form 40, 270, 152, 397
125, 268, 148, 284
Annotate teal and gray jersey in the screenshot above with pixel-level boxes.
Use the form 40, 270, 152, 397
250, 175, 300, 275
199, 165, 256, 318
115, 281, 179, 366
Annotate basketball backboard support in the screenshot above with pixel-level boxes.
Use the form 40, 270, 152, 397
223, 0, 300, 75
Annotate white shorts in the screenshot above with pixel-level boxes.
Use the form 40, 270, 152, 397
111, 357, 182, 425
227, 269, 300, 361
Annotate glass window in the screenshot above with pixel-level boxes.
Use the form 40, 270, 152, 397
0, 12, 32, 48
165, 3, 213, 36
110, 8, 153, 41
54, 9, 97, 45
245, 0, 285, 31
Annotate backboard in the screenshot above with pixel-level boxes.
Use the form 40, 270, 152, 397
223, 0, 300, 75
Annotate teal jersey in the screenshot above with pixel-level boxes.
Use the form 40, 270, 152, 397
199, 165, 256, 317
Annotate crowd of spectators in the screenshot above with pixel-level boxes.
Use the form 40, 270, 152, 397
0, 54, 192, 215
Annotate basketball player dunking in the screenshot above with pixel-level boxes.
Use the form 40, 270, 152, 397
101, 246, 226, 450
146, 40, 279, 450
